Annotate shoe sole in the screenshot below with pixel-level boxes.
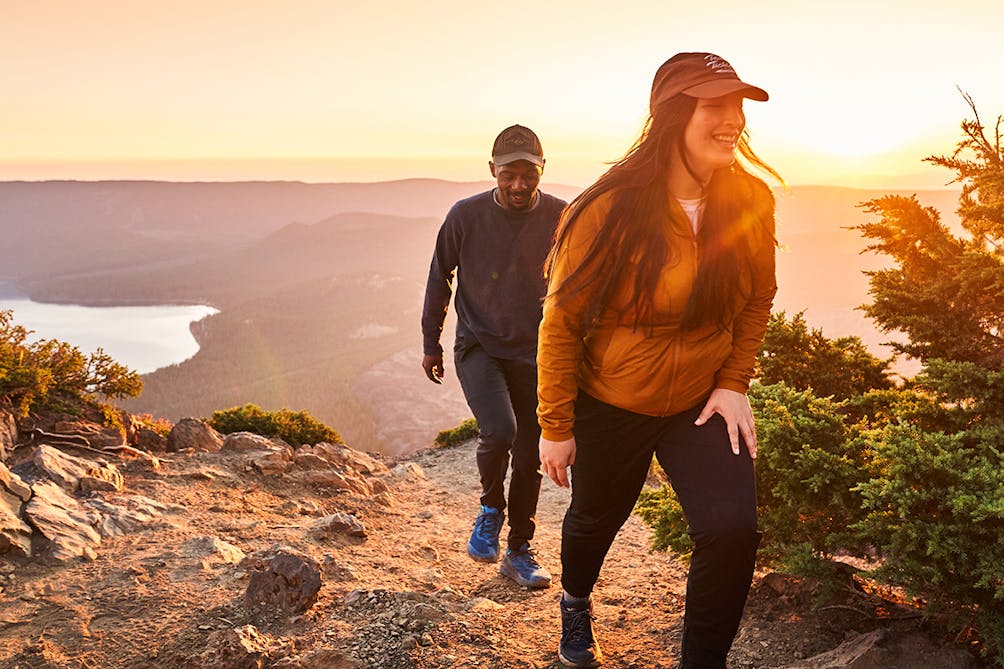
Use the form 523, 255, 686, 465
499, 561, 551, 589
558, 650, 601, 668
467, 544, 500, 563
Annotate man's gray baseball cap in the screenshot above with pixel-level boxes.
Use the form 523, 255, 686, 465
492, 125, 544, 167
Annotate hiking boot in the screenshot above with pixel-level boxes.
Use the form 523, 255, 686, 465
499, 543, 552, 589
559, 597, 603, 667
467, 505, 504, 562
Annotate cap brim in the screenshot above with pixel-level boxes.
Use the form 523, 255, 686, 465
683, 79, 769, 102
491, 152, 544, 167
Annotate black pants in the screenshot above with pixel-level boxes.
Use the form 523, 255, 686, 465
454, 339, 542, 550
562, 392, 760, 669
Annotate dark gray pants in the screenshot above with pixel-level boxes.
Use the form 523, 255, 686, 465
562, 392, 760, 669
454, 338, 542, 550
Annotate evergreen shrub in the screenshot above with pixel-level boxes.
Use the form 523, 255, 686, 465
434, 418, 478, 447
208, 403, 343, 446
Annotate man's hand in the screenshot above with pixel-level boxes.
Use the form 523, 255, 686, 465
539, 436, 576, 488
695, 388, 757, 458
422, 353, 445, 384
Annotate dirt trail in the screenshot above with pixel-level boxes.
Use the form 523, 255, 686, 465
395, 443, 829, 669
0, 438, 978, 669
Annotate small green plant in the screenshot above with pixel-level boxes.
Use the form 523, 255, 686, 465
133, 412, 174, 436
97, 401, 125, 433
208, 403, 343, 446
434, 417, 478, 447
635, 485, 692, 558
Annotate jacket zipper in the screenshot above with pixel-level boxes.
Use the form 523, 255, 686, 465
663, 215, 701, 415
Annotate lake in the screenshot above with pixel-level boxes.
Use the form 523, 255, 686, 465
1, 298, 218, 374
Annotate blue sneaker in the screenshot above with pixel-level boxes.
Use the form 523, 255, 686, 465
467, 505, 503, 562
559, 597, 602, 667
499, 543, 552, 589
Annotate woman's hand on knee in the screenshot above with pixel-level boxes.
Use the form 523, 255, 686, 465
695, 388, 758, 459
539, 436, 576, 488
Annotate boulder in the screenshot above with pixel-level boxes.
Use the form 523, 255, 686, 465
167, 418, 223, 452
309, 442, 388, 476
181, 536, 247, 566
0, 461, 32, 502
247, 450, 292, 476
135, 427, 168, 452
390, 462, 427, 482
24, 479, 102, 561
243, 548, 322, 614
32, 444, 124, 493
291, 452, 331, 469
288, 469, 370, 495
308, 512, 366, 540
223, 432, 281, 453
196, 624, 273, 669
0, 487, 32, 557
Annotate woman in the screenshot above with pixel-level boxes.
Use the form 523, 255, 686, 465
537, 52, 780, 668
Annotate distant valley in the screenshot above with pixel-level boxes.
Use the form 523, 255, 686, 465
0, 179, 961, 454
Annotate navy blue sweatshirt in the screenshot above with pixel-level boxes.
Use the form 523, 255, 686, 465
422, 189, 566, 364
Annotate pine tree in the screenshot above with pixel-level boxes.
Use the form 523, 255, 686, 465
852, 97, 1004, 659
854, 95, 1004, 371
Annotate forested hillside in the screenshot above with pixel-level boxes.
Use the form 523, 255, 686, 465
0, 180, 961, 454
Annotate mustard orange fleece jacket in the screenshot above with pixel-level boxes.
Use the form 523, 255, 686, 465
536, 188, 777, 442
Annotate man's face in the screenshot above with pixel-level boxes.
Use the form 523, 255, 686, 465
489, 159, 543, 212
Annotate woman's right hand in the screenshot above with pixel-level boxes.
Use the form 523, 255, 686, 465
539, 436, 576, 488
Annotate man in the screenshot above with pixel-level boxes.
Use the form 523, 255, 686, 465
421, 125, 566, 589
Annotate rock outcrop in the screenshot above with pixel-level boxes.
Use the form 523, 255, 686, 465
168, 418, 224, 452
1, 442, 175, 560
24, 479, 103, 561
0, 462, 33, 557
32, 444, 124, 493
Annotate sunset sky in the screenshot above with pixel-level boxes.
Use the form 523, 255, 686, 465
3, 0, 1002, 189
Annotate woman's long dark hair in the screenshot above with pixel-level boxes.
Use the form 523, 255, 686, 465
545, 92, 782, 332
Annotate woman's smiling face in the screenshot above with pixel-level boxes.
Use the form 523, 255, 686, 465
681, 92, 746, 181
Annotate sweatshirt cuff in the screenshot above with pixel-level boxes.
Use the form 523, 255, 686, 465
540, 427, 574, 442
715, 377, 750, 394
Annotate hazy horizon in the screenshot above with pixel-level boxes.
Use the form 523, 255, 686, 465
4, 1, 1002, 192
0, 164, 963, 192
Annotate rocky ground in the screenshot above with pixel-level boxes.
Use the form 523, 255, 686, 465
0, 416, 992, 669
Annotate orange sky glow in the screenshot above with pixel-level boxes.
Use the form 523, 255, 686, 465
2, 0, 1002, 189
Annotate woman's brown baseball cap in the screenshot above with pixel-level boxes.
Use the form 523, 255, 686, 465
650, 52, 768, 111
